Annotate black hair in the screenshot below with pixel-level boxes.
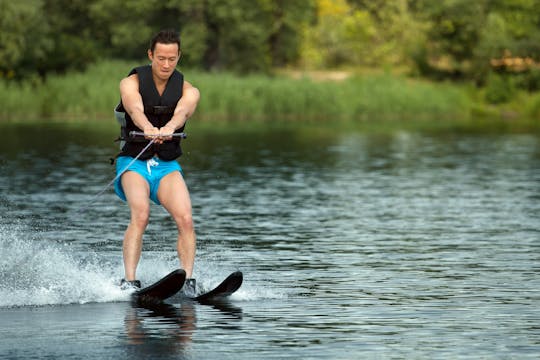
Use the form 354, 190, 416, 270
149, 29, 181, 53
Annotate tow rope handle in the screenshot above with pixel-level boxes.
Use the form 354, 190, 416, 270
129, 131, 187, 139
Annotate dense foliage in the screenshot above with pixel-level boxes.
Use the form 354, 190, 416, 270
1, 0, 539, 95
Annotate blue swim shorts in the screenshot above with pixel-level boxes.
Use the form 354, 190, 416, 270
114, 156, 183, 205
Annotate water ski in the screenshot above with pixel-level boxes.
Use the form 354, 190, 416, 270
191, 271, 243, 303
132, 269, 186, 304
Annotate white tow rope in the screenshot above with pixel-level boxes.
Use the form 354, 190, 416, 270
77, 138, 157, 213
77, 131, 186, 213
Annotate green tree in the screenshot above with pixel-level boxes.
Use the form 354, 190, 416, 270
89, 0, 312, 72
411, 0, 540, 85
0, 0, 315, 77
350, 0, 428, 68
300, 0, 377, 68
42, 0, 100, 73
411, 0, 488, 78
0, 0, 51, 78
266, 0, 316, 67
300, 0, 426, 70
89, 0, 172, 60
200, 0, 271, 72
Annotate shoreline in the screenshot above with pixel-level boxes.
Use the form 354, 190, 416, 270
0, 60, 538, 132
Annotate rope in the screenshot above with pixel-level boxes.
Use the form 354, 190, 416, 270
77, 138, 157, 213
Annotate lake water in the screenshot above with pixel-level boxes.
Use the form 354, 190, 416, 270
0, 122, 539, 359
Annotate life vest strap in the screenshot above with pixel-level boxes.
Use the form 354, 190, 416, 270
144, 105, 176, 115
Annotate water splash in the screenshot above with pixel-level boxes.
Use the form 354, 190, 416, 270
0, 221, 282, 307
191, 253, 287, 301
0, 220, 128, 307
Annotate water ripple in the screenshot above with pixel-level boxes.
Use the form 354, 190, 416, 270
0, 126, 539, 358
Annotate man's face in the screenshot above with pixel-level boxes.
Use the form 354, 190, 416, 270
148, 43, 180, 81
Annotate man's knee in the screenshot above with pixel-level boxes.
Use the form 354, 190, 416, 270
174, 212, 194, 232
130, 208, 150, 229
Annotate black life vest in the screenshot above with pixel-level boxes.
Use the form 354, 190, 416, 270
115, 65, 184, 161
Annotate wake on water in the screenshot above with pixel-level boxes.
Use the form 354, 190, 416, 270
0, 217, 281, 308
0, 220, 128, 307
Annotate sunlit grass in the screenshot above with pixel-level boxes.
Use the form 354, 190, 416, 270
0, 60, 538, 132
191, 70, 470, 122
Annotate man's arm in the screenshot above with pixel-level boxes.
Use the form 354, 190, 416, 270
119, 74, 159, 138
160, 81, 201, 137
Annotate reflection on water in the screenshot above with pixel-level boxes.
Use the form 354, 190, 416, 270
123, 301, 199, 359
0, 122, 539, 359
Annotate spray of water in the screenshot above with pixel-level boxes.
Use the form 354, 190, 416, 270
0, 205, 285, 308
0, 220, 128, 307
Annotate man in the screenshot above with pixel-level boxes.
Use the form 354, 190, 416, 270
114, 29, 200, 294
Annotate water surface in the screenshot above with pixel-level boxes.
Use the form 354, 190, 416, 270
0, 122, 539, 359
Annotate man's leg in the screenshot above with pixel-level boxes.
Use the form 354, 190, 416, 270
157, 171, 196, 278
121, 171, 151, 281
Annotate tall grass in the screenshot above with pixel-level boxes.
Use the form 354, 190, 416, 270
40, 61, 125, 118
192, 71, 471, 122
2, 60, 536, 131
0, 60, 129, 121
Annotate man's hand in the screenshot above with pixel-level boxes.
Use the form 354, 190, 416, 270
159, 125, 176, 141
143, 126, 161, 143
